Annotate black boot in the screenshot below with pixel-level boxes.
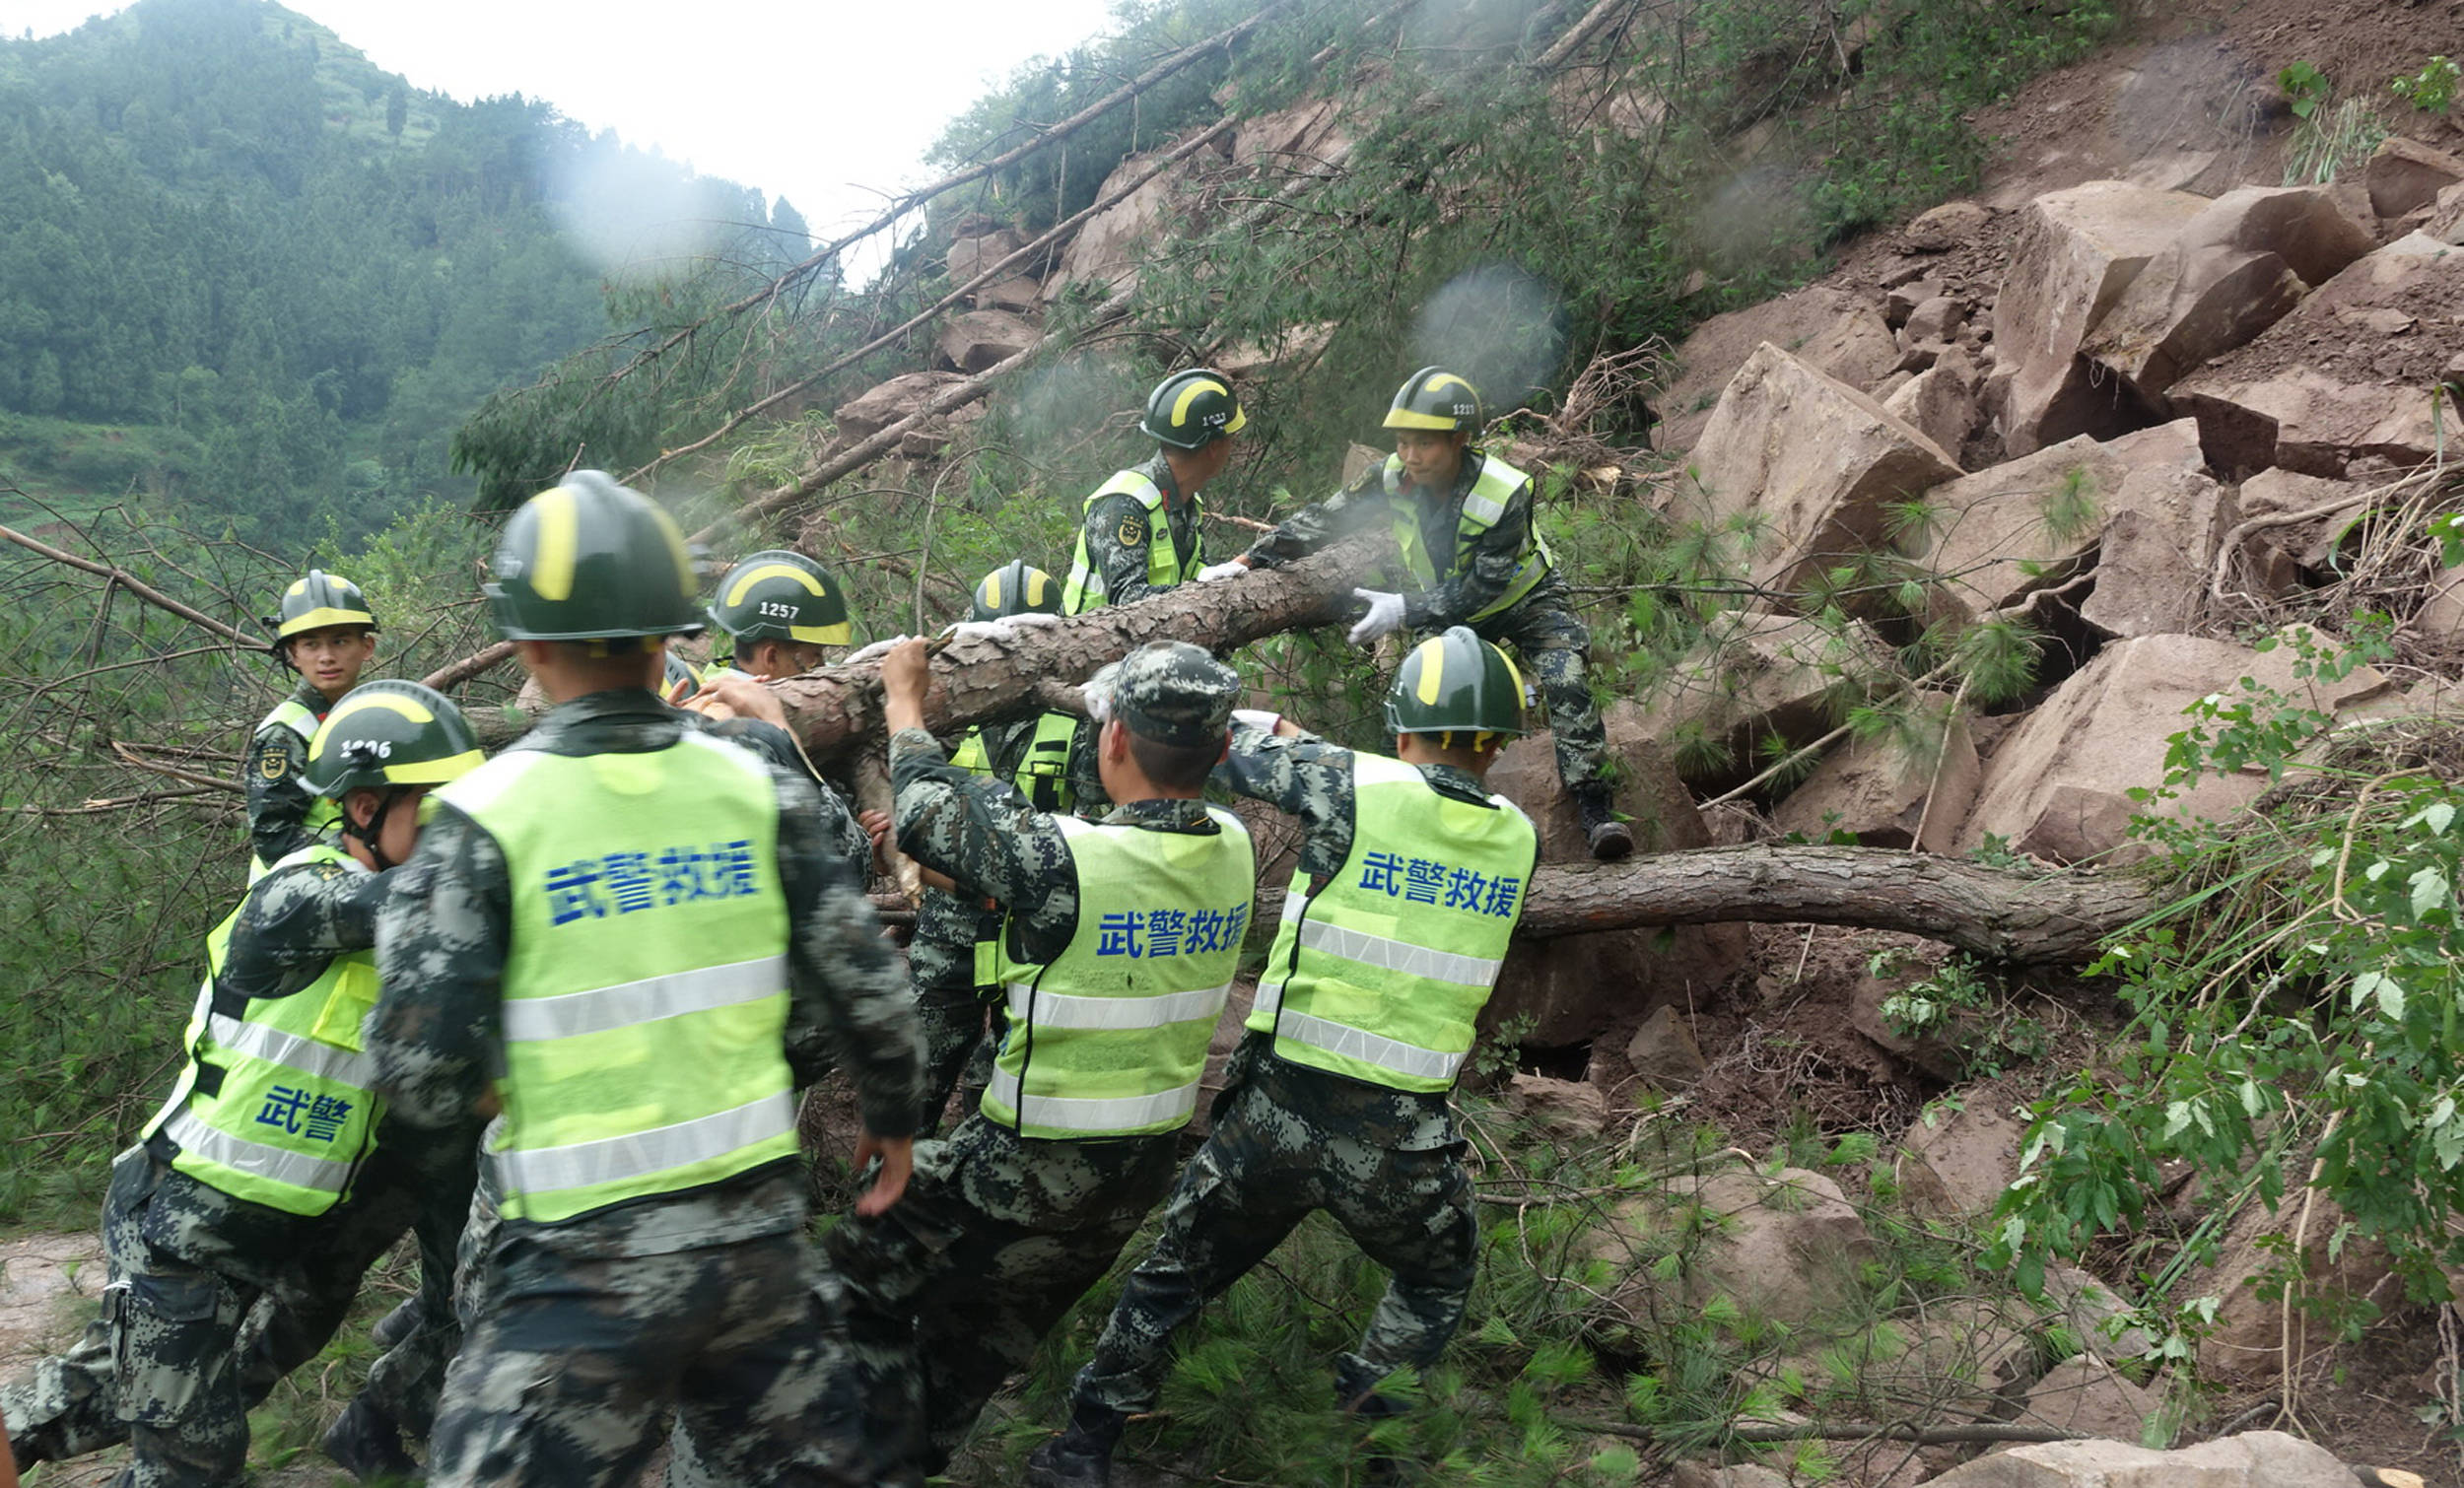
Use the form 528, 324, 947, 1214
1340, 1381, 1409, 1485
321, 1394, 422, 1483
1023, 1401, 1126, 1488
1574, 787, 1633, 861
369, 1295, 424, 1349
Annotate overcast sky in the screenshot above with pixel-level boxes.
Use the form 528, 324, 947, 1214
15, 0, 1125, 244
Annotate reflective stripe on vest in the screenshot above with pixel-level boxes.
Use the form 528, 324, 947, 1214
148, 844, 382, 1215
1246, 754, 1537, 1092
1383, 452, 1552, 623
1061, 468, 1198, 614
441, 732, 798, 1223
982, 807, 1255, 1138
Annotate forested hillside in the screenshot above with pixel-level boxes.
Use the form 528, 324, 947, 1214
0, 0, 807, 547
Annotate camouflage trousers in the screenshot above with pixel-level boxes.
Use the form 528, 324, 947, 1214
825, 1116, 1183, 1480
426, 1229, 866, 1488
912, 976, 1003, 1132
1457, 589, 1607, 793
1, 1146, 289, 1486
1069, 1063, 1478, 1417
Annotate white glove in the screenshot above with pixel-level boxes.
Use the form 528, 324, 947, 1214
1195, 560, 1251, 583
1346, 589, 1406, 646
1004, 611, 1063, 629
1231, 708, 1282, 734
846, 635, 911, 665
1081, 661, 1122, 724
946, 619, 1016, 643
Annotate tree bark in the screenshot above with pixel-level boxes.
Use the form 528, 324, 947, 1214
1514, 845, 2154, 964
769, 533, 1384, 759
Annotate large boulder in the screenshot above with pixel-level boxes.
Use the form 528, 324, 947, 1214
1233, 97, 1350, 169
2195, 1187, 2396, 1386
2364, 135, 2464, 219
1044, 151, 1202, 303
2082, 185, 2375, 400
1484, 702, 1749, 1046
1896, 1101, 2023, 1220
1660, 289, 1904, 452
1956, 632, 2396, 862
2430, 180, 2464, 245
945, 227, 1025, 283
1882, 344, 1983, 456
1635, 610, 1896, 792
1989, 181, 2209, 455
1624, 1004, 1708, 1092
1771, 702, 1978, 852
2075, 465, 2237, 638
833, 370, 966, 442
2171, 232, 2464, 478
1682, 343, 1961, 598
933, 308, 1039, 373
1585, 1167, 1879, 1330
1916, 436, 2132, 617
1923, 1431, 2352, 1488
2005, 1357, 2159, 1446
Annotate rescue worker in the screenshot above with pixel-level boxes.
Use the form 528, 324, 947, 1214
1025, 628, 1540, 1487
908, 561, 1075, 1126
3, 680, 485, 1487
1061, 369, 1245, 614
830, 638, 1256, 1481
1197, 367, 1635, 859
364, 470, 924, 1488
701, 547, 854, 683
244, 570, 378, 879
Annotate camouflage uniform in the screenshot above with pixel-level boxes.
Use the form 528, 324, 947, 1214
828, 645, 1247, 1479
1, 857, 401, 1487
1071, 454, 1203, 610
1065, 718, 1498, 1420
242, 678, 335, 870
1243, 453, 1608, 791
367, 686, 923, 1488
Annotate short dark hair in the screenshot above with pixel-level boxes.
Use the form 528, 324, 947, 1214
1126, 728, 1221, 791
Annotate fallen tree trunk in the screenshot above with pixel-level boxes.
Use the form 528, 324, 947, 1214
1515, 845, 2153, 964
769, 532, 1384, 759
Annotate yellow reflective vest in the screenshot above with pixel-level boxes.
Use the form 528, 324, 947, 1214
1248, 754, 1537, 1092
146, 845, 382, 1215
439, 733, 799, 1223
1062, 467, 1198, 614
248, 698, 343, 883
1383, 451, 1553, 623
985, 809, 1255, 1138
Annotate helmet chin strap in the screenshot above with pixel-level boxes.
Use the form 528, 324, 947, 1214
343, 788, 410, 872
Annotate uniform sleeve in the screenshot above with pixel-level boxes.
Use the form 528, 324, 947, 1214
244, 722, 315, 868
1242, 480, 1385, 570
369, 805, 511, 1129
889, 726, 1076, 925
217, 860, 393, 1003
702, 717, 874, 870
1404, 473, 1538, 629
1216, 722, 1359, 874
771, 766, 923, 1139
1084, 493, 1169, 608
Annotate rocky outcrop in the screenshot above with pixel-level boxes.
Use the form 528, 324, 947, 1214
1684, 343, 1961, 596
1956, 632, 2396, 862
1988, 182, 2208, 455
1923, 1431, 2353, 1488
2171, 232, 2464, 477
1661, 289, 1905, 451
1044, 150, 1201, 303
1485, 703, 1748, 1045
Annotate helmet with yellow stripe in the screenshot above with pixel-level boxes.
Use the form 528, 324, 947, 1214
301, 681, 484, 798
268, 570, 376, 651
1385, 626, 1528, 744
969, 559, 1062, 623
484, 471, 701, 642
1140, 369, 1247, 450
1383, 367, 1485, 435
708, 549, 852, 645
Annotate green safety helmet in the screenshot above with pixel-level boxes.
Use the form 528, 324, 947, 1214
1383, 367, 1485, 435
969, 559, 1063, 623
1139, 369, 1247, 450
301, 680, 485, 799
1385, 626, 1529, 741
268, 570, 376, 653
484, 470, 701, 642
708, 549, 852, 645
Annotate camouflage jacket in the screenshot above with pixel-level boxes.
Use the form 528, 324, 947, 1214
367, 687, 924, 1258
1078, 453, 1204, 609
889, 725, 1227, 968
705, 712, 873, 868
909, 713, 1053, 992
1240, 449, 1556, 629
1214, 717, 1489, 1149
219, 851, 392, 1004
243, 676, 335, 869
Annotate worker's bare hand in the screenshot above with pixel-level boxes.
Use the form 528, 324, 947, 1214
697, 670, 788, 728
879, 638, 932, 733
852, 1130, 915, 1216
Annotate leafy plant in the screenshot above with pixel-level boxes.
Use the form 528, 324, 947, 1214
2278, 61, 2331, 119
2391, 55, 2461, 113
